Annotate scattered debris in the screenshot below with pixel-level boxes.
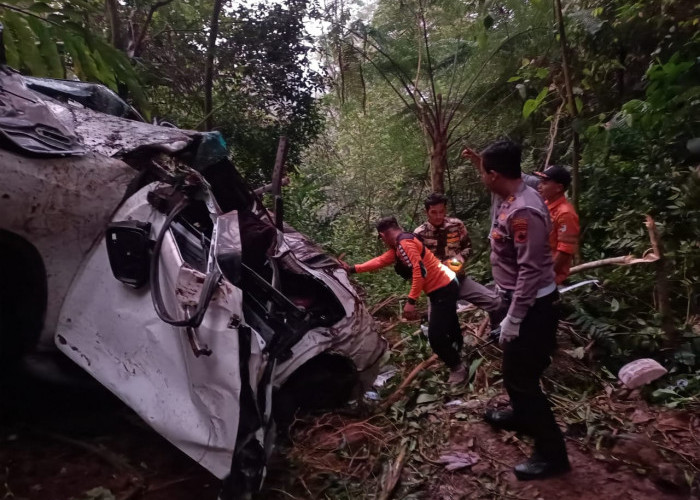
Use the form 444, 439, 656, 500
437, 451, 480, 471
374, 366, 399, 388
618, 358, 668, 389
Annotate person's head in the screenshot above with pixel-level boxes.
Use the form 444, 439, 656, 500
535, 165, 571, 201
424, 193, 448, 227
375, 216, 403, 248
478, 140, 522, 194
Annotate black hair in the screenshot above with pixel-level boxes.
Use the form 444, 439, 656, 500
375, 216, 401, 233
481, 140, 522, 179
424, 192, 448, 210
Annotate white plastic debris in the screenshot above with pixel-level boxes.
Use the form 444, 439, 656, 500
373, 366, 398, 388
445, 399, 465, 407
420, 324, 429, 337
364, 391, 381, 401
618, 358, 668, 389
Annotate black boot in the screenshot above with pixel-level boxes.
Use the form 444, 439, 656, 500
513, 453, 571, 481
484, 407, 522, 432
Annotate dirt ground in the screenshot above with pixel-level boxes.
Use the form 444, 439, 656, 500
428, 414, 692, 500
2, 361, 699, 500
0, 374, 219, 500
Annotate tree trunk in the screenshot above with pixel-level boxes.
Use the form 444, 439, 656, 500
105, 0, 125, 51
430, 133, 447, 194
203, 0, 224, 131
645, 216, 677, 345
554, 0, 581, 211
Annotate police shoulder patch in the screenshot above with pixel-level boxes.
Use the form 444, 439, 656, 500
511, 217, 528, 243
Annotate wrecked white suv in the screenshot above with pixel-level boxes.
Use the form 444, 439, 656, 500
0, 67, 385, 497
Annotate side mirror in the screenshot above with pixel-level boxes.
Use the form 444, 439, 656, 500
106, 220, 151, 288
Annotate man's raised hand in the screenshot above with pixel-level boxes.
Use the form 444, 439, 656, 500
461, 147, 482, 167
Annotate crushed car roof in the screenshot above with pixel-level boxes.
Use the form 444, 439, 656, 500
0, 68, 223, 161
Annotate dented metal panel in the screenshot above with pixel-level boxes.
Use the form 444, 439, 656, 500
272, 237, 386, 388
55, 185, 257, 478
47, 102, 196, 159
0, 149, 136, 350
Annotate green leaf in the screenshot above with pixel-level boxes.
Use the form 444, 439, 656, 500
89, 47, 118, 90
27, 2, 56, 14
575, 96, 584, 113
523, 87, 549, 118
65, 34, 100, 81
4, 12, 47, 75
534, 86, 549, 104
535, 67, 550, 79
610, 298, 620, 312
2, 14, 21, 68
507, 75, 522, 82
522, 98, 537, 118
468, 357, 483, 381
26, 17, 63, 78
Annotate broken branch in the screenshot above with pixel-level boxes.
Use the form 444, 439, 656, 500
569, 254, 658, 274
370, 295, 399, 315
379, 354, 439, 411
570, 216, 662, 275
378, 444, 407, 500
253, 176, 290, 196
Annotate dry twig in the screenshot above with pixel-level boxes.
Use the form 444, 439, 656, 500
378, 444, 407, 500
379, 354, 440, 411
371, 295, 399, 315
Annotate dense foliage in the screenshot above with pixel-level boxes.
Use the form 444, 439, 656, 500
285, 0, 700, 395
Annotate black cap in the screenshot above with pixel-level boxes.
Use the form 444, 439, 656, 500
535, 165, 571, 188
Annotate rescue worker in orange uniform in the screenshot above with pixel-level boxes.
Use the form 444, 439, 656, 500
340, 216, 468, 385
534, 165, 580, 285
414, 193, 503, 315
467, 140, 571, 480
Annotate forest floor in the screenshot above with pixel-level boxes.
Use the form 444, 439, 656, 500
2, 312, 699, 500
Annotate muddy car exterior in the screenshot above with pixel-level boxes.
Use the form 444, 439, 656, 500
0, 68, 385, 496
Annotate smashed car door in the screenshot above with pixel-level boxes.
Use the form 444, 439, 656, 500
55, 183, 264, 480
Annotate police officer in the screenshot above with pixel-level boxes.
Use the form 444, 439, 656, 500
340, 216, 469, 385
470, 140, 570, 480
414, 193, 503, 316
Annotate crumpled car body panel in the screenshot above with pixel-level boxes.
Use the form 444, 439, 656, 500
0, 68, 386, 486
55, 187, 254, 479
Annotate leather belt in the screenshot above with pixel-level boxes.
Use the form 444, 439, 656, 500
497, 282, 557, 301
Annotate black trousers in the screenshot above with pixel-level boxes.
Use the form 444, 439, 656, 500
502, 291, 568, 461
427, 279, 462, 369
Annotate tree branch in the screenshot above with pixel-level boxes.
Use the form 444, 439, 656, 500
203, 0, 224, 130
105, 0, 125, 50
543, 98, 566, 168
0, 3, 60, 25
378, 354, 439, 411
569, 254, 658, 275
132, 0, 175, 58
